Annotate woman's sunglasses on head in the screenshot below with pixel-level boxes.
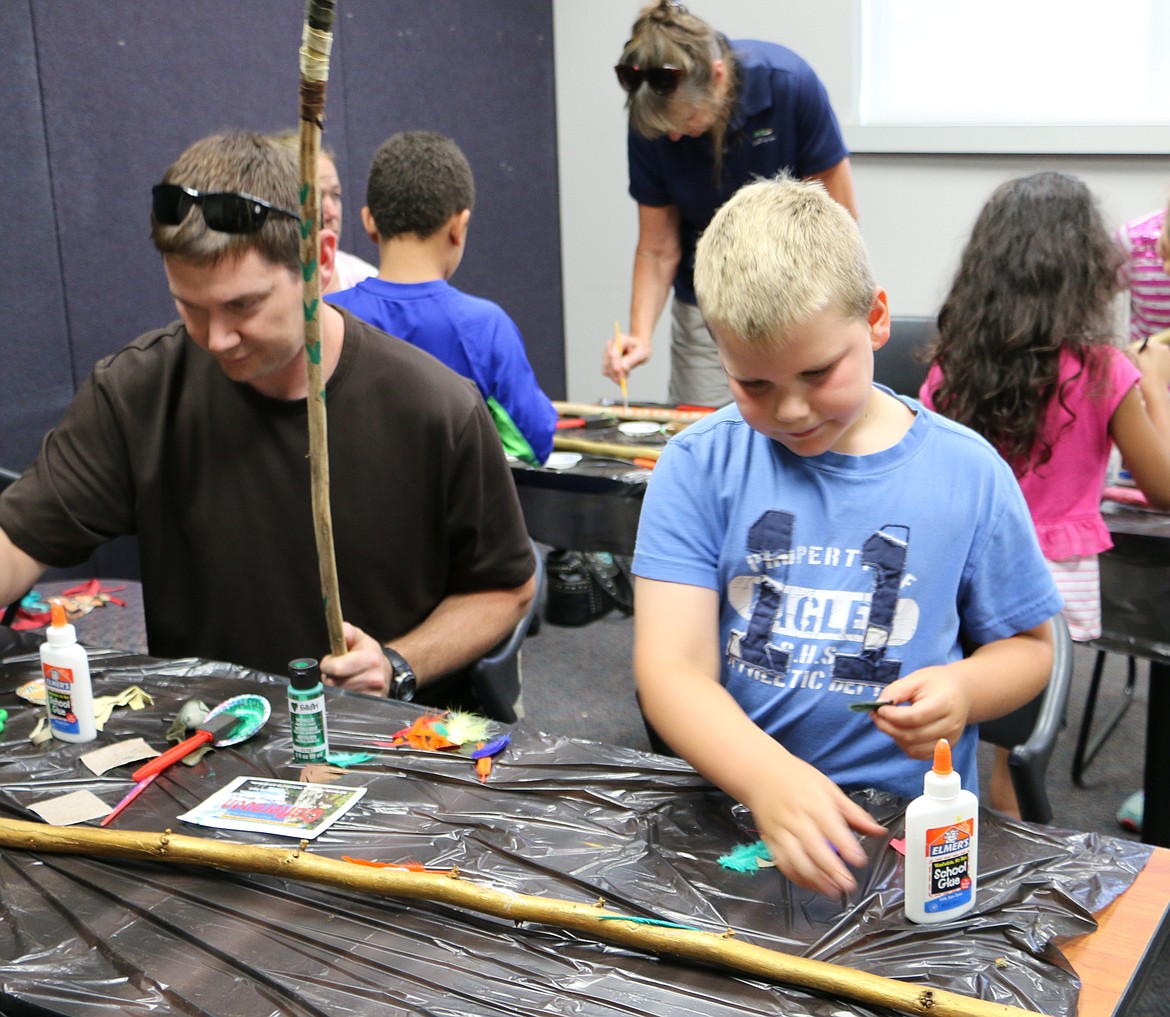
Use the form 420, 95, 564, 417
152, 183, 301, 235
614, 63, 684, 96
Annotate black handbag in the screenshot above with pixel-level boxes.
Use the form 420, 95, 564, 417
544, 550, 634, 626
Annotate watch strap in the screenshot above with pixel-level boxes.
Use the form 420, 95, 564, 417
382, 646, 417, 701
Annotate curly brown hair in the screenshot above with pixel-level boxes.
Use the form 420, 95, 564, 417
928, 171, 1122, 475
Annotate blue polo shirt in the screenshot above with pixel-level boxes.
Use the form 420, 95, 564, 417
627, 40, 848, 305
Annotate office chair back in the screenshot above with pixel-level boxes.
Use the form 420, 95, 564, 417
978, 613, 1073, 825
875, 316, 936, 397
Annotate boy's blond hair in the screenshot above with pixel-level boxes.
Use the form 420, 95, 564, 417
694, 176, 875, 346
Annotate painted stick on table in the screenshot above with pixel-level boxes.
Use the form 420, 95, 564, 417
298, 0, 345, 655
0, 818, 1041, 1017
552, 436, 662, 461
552, 401, 713, 425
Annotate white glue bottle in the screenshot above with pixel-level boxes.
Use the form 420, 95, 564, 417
903, 738, 978, 923
40, 600, 96, 743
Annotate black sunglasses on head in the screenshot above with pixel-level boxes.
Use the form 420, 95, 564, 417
614, 63, 685, 96
152, 182, 301, 234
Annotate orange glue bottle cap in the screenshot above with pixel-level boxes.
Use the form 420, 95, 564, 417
932, 738, 953, 775
45, 599, 78, 646
924, 737, 961, 797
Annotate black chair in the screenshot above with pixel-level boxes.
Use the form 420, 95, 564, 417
875, 316, 936, 397
979, 613, 1074, 825
469, 539, 546, 723
1071, 544, 1149, 786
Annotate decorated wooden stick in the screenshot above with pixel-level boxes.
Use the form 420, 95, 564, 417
552, 401, 712, 425
553, 436, 662, 461
298, 0, 345, 655
0, 818, 1039, 1017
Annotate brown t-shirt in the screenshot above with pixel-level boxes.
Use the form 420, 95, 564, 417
0, 311, 533, 675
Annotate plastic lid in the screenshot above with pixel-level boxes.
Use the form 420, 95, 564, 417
289, 657, 321, 690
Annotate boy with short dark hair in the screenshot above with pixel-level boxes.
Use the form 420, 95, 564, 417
329, 131, 556, 465
633, 176, 1062, 898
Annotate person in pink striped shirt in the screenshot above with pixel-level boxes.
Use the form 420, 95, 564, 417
1116, 199, 1170, 345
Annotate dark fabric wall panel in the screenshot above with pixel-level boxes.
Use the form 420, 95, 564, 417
33, 0, 306, 382
335, 1, 564, 396
3, 1, 563, 480
1, 1, 77, 470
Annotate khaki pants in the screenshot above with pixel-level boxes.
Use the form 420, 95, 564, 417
669, 297, 732, 408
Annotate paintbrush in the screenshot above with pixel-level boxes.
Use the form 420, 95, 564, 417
100, 774, 157, 827
613, 321, 629, 412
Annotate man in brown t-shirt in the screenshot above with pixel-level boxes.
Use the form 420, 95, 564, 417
0, 131, 534, 704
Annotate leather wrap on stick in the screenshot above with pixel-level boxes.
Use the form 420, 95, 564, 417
0, 818, 1040, 1017
299, 0, 345, 655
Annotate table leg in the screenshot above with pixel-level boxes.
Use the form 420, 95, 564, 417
1144, 663, 1170, 847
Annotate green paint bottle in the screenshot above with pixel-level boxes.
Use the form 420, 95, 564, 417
288, 657, 329, 764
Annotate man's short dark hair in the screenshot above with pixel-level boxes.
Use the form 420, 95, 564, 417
366, 131, 475, 241
150, 131, 300, 271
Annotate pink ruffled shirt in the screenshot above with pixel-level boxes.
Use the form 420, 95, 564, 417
921, 345, 1139, 561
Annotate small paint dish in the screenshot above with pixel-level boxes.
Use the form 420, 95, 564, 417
618, 421, 661, 438
204, 693, 272, 746
545, 452, 583, 471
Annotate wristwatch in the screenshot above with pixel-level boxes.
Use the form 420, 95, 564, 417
381, 646, 417, 702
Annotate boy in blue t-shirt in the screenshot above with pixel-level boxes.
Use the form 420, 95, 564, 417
633, 177, 1062, 899
329, 131, 556, 465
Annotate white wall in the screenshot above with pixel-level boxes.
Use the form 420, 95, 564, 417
553, 0, 1169, 404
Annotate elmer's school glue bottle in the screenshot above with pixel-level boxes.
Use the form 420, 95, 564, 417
40, 600, 96, 743
903, 738, 978, 923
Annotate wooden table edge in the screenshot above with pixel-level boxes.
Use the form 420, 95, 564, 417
1064, 845, 1170, 1017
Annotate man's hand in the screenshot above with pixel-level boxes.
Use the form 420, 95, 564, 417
319, 622, 391, 697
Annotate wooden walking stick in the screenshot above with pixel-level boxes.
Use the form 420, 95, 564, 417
298, 0, 345, 655
0, 818, 1041, 1017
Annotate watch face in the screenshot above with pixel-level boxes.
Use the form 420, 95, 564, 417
393, 673, 416, 702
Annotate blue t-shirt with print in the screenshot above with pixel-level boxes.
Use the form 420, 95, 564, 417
633, 393, 1062, 800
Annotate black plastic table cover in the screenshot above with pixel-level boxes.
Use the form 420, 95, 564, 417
0, 649, 1152, 1017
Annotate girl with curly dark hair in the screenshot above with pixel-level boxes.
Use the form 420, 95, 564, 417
923, 171, 1170, 637
920, 172, 1170, 816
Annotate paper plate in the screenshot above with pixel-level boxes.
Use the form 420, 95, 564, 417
545, 452, 583, 471
618, 421, 661, 437
203, 693, 271, 746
